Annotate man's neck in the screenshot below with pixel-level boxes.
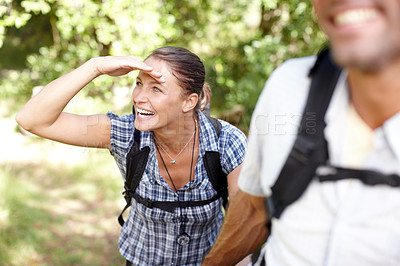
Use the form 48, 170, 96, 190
347, 59, 400, 129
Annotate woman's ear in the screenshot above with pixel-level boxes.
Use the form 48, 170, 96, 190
182, 93, 199, 113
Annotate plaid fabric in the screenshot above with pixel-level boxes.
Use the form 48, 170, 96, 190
107, 110, 247, 265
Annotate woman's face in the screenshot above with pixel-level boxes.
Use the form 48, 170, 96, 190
132, 57, 189, 132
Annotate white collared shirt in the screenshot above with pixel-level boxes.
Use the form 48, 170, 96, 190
239, 56, 400, 266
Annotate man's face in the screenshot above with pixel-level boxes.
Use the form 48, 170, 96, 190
313, 0, 400, 72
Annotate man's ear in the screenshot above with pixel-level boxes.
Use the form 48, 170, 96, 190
182, 93, 199, 113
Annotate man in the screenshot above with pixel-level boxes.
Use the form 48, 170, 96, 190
203, 0, 400, 265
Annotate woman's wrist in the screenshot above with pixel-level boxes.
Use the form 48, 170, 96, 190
86, 57, 103, 79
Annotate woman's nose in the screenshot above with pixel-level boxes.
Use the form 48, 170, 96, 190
132, 87, 148, 103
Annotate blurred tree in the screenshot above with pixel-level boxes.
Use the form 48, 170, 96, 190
0, 0, 326, 130
207, 0, 327, 129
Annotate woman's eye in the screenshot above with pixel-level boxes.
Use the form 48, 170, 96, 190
136, 81, 143, 86
153, 87, 161, 92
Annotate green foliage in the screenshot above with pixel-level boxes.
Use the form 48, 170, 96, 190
0, 0, 326, 127
204, 1, 326, 130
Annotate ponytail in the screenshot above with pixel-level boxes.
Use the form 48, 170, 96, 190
199, 82, 212, 114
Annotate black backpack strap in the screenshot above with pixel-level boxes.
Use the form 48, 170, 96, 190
118, 128, 150, 226
203, 151, 228, 208
205, 115, 222, 137
265, 49, 342, 222
203, 115, 228, 209
119, 113, 227, 225
132, 192, 221, 213
317, 165, 400, 187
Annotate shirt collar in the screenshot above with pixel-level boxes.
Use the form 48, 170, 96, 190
139, 129, 155, 152
382, 111, 400, 162
325, 71, 400, 164
137, 111, 220, 154
198, 111, 220, 155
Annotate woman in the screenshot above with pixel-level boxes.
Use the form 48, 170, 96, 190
16, 46, 247, 265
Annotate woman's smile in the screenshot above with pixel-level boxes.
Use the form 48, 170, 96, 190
136, 107, 156, 119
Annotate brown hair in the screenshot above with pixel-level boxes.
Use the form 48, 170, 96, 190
199, 82, 211, 112
146, 46, 208, 111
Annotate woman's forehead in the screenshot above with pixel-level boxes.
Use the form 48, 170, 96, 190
144, 57, 170, 73
140, 57, 179, 87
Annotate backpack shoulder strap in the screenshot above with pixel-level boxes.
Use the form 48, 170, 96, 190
118, 128, 150, 226
203, 151, 228, 208
125, 129, 150, 197
266, 48, 342, 221
119, 113, 227, 226
204, 115, 222, 137
203, 115, 228, 208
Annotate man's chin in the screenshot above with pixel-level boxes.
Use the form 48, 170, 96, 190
331, 42, 400, 73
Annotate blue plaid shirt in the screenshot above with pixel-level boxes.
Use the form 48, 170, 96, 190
107, 110, 247, 265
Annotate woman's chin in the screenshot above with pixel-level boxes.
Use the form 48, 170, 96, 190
134, 118, 157, 131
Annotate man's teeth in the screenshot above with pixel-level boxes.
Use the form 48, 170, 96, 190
334, 8, 378, 26
137, 108, 154, 115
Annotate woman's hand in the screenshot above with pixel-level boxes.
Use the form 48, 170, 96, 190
92, 56, 165, 83
15, 54, 166, 150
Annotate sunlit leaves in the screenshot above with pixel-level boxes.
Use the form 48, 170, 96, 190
21, 0, 52, 15
0, 0, 325, 127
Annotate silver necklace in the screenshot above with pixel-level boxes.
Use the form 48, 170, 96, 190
155, 118, 197, 246
154, 121, 197, 164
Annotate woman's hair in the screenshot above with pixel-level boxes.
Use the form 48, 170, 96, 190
146, 46, 210, 111
199, 82, 211, 113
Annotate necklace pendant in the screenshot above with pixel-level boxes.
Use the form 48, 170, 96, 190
171, 160, 176, 164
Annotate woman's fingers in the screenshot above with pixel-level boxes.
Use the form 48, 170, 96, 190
147, 70, 166, 83
95, 56, 166, 83
130, 57, 165, 83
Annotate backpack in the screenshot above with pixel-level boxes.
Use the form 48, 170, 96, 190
264, 48, 400, 225
118, 114, 228, 226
